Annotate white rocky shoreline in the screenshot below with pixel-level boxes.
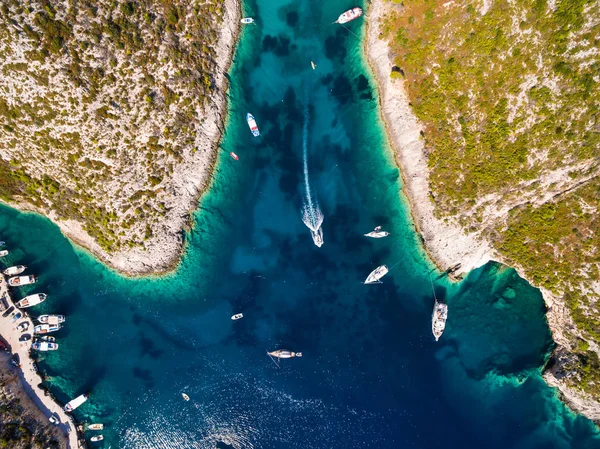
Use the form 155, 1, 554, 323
364, 0, 599, 423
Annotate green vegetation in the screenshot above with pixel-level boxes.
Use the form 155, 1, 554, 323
381, 0, 599, 396
0, 0, 228, 254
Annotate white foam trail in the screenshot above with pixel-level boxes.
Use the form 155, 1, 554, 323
301, 103, 324, 246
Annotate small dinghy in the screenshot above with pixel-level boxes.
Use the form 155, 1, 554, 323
90, 435, 104, 442
0, 250, 9, 257
231, 313, 244, 320
88, 423, 104, 431
241, 17, 254, 24
364, 226, 390, 238
182, 393, 190, 401
311, 61, 316, 70
364, 265, 388, 284
3, 265, 26, 276
230, 151, 239, 160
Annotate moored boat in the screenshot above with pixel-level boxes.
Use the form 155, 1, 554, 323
241, 17, 254, 24
364, 265, 388, 284
8, 275, 36, 287
64, 393, 88, 412
432, 301, 448, 341
364, 226, 390, 238
231, 313, 243, 320
34, 323, 61, 334
0, 241, 4, 246
38, 314, 65, 324
3, 265, 26, 276
246, 113, 260, 137
32, 341, 59, 351
334, 7, 362, 24
0, 250, 8, 257
38, 335, 56, 342
230, 151, 239, 160
17, 293, 47, 308
90, 435, 104, 442
87, 423, 104, 431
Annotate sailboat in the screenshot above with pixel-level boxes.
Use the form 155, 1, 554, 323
267, 349, 302, 368
364, 226, 390, 238
431, 281, 448, 341
364, 265, 388, 284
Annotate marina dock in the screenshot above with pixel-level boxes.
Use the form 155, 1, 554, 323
0, 273, 83, 449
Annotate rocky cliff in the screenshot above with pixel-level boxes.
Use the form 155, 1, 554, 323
0, 0, 239, 274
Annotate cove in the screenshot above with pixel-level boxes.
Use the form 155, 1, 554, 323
1, 0, 600, 448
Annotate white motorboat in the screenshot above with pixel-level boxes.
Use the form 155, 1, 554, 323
432, 301, 448, 341
241, 17, 254, 24
246, 113, 260, 137
90, 435, 104, 442
310, 227, 324, 247
0, 250, 8, 257
8, 275, 36, 287
231, 313, 244, 320
32, 341, 59, 351
364, 265, 388, 284
38, 335, 55, 342
64, 393, 88, 412
34, 323, 61, 334
311, 61, 316, 70
364, 226, 390, 238
3, 265, 25, 275
17, 293, 47, 308
38, 314, 65, 324
334, 7, 363, 24
87, 423, 104, 431
182, 393, 190, 401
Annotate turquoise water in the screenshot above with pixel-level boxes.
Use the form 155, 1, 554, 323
1, 0, 599, 447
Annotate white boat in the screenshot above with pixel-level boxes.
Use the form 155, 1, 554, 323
32, 341, 59, 351
38, 314, 65, 324
311, 61, 316, 70
88, 423, 104, 431
267, 349, 302, 368
8, 275, 36, 287
182, 393, 190, 401
38, 336, 55, 342
364, 265, 388, 284
3, 265, 26, 276
310, 227, 324, 247
90, 435, 104, 442
17, 293, 47, 308
34, 323, 61, 334
0, 250, 8, 257
364, 226, 390, 238
432, 301, 448, 341
231, 313, 244, 320
334, 7, 363, 24
246, 113, 260, 137
64, 393, 88, 412
241, 17, 254, 24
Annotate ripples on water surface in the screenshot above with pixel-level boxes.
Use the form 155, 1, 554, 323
0, 0, 599, 447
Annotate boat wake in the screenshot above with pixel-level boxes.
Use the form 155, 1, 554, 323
300, 103, 324, 247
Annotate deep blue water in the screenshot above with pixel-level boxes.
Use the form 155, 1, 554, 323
0, 0, 599, 448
